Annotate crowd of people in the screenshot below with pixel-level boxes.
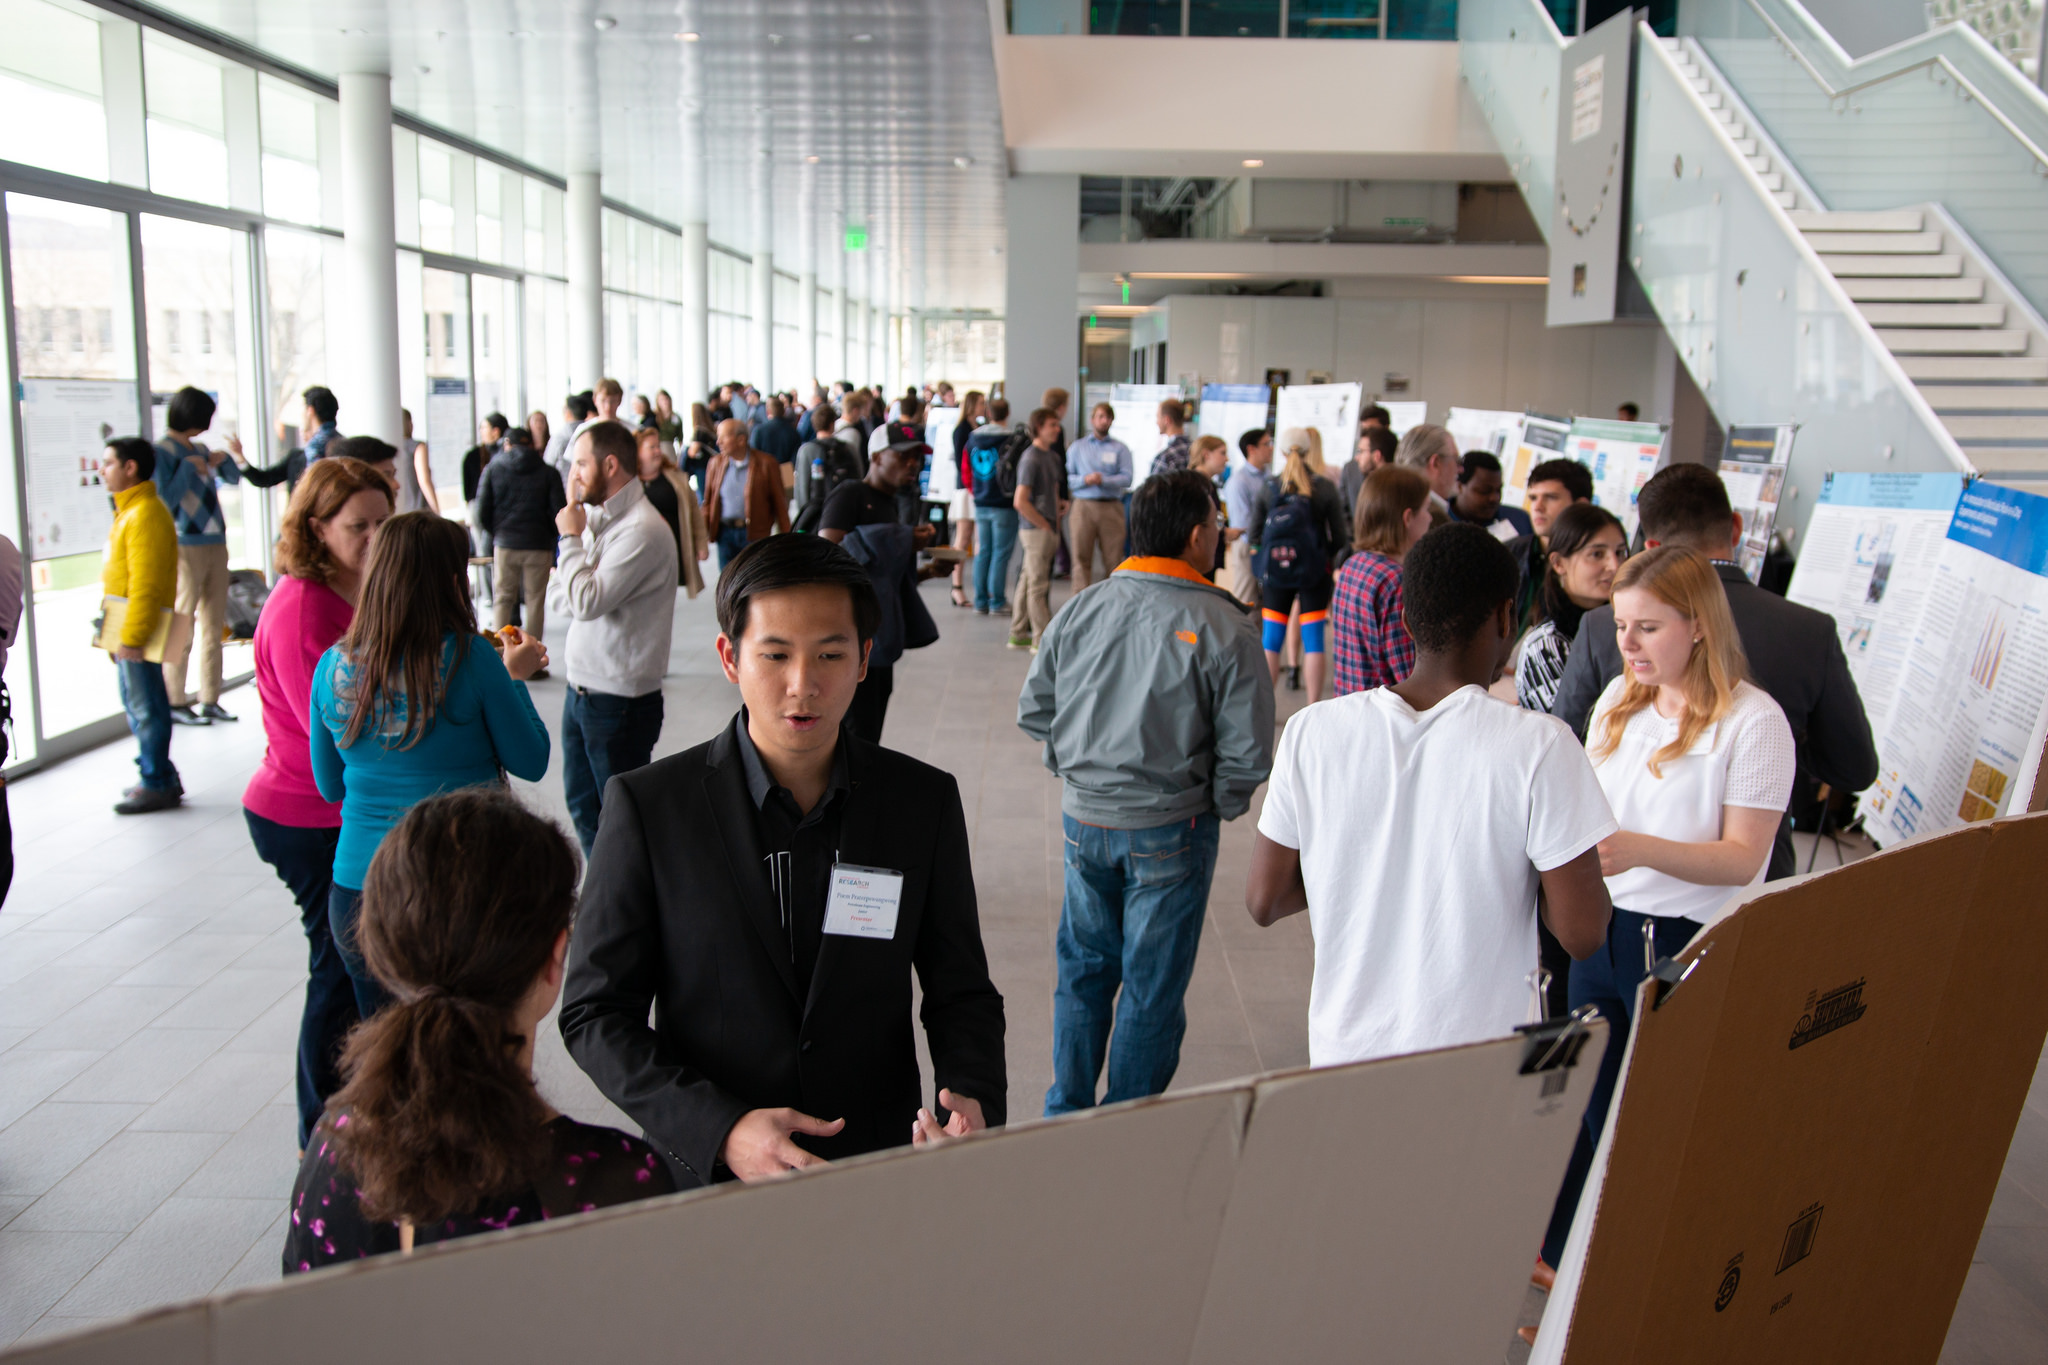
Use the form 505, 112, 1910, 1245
82, 375, 1876, 1333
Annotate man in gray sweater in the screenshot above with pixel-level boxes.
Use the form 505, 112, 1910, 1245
1018, 470, 1274, 1116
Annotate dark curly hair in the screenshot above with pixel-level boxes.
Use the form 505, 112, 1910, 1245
326, 789, 580, 1225
1400, 522, 1520, 653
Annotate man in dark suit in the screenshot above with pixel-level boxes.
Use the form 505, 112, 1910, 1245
560, 535, 1006, 1186
1551, 463, 1878, 879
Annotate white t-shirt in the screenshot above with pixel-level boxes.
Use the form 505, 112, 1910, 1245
1587, 678, 1796, 925
1258, 685, 1617, 1068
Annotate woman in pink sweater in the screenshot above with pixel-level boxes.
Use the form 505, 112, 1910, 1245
243, 458, 394, 1147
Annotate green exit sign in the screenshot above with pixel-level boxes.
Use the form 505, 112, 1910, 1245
844, 226, 868, 251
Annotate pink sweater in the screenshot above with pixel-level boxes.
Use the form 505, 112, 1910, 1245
243, 575, 353, 828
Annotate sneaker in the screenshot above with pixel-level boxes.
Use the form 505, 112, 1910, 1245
169, 705, 211, 727
199, 702, 237, 722
114, 786, 181, 815
974, 606, 989, 616
1007, 634, 1034, 650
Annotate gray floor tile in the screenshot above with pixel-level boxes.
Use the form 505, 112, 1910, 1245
111, 934, 264, 988
149, 968, 300, 1033
17, 986, 190, 1053
1941, 1258, 2048, 1364
220, 989, 303, 1055
0, 1228, 125, 1347
49, 1028, 236, 1105
0, 1050, 100, 1131
43, 917, 191, 974
212, 1208, 288, 1294
13, 1131, 227, 1234
176, 1105, 299, 1200
0, 1197, 30, 1229
129, 1051, 296, 1134
0, 932, 94, 986
0, 1104, 146, 1199
50, 1196, 280, 1318
0, 967, 120, 1030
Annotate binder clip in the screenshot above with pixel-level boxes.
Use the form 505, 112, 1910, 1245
1649, 939, 1714, 1012
1515, 1002, 1600, 1077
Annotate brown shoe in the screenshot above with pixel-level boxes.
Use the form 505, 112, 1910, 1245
1531, 1257, 1556, 1292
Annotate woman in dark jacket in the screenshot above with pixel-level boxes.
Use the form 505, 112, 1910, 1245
1248, 426, 1350, 704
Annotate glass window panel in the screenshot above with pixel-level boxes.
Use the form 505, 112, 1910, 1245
263, 226, 337, 489
7, 194, 139, 738
1288, 0, 1384, 37
144, 33, 229, 206
1089, 0, 1183, 34
419, 266, 469, 497
1385, 0, 1456, 39
476, 162, 504, 265
524, 178, 548, 276
0, 0, 108, 180
259, 76, 324, 227
1189, 0, 1281, 37
419, 142, 454, 255
472, 274, 517, 449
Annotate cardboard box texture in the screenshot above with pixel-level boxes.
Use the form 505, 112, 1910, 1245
1559, 813, 2048, 1363
0, 1031, 1599, 1365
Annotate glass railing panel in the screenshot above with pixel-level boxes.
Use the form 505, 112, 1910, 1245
1457, 0, 1566, 242
1630, 29, 1968, 543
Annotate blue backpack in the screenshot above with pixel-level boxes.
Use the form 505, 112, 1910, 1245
1256, 490, 1327, 589
969, 428, 1026, 508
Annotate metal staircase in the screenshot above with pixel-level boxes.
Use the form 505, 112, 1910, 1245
1663, 38, 1812, 212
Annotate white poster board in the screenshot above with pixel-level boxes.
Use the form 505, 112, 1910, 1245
1785, 472, 1967, 749
1446, 407, 1523, 464
1503, 414, 1572, 509
1564, 416, 1667, 536
1197, 384, 1271, 473
21, 378, 137, 561
923, 407, 960, 496
424, 376, 472, 498
1110, 383, 1180, 484
1719, 423, 1797, 581
1861, 481, 2048, 846
1274, 382, 1361, 475
1380, 400, 1429, 438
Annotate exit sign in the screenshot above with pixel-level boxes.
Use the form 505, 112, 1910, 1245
844, 226, 868, 251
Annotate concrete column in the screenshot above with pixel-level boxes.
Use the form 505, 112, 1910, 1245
567, 171, 604, 388
751, 154, 774, 391
683, 221, 709, 405
798, 160, 819, 392
338, 72, 401, 444
1004, 173, 1081, 438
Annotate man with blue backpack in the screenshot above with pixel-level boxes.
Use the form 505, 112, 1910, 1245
966, 398, 1025, 615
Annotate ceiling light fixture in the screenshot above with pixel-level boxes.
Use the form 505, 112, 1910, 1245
853, 32, 874, 42
593, 15, 617, 30
1241, 158, 1265, 168
768, 33, 783, 43
675, 30, 699, 41
805, 155, 821, 164
953, 156, 973, 168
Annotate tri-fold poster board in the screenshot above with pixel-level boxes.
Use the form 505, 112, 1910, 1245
1501, 414, 1667, 536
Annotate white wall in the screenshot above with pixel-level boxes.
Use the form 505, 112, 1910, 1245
1158, 287, 1664, 422
1005, 174, 1082, 431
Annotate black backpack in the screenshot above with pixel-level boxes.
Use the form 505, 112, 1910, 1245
970, 428, 1030, 509
1256, 490, 1328, 589
225, 569, 271, 640
793, 437, 864, 533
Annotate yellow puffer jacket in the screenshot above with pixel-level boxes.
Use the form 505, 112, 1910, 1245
103, 481, 177, 648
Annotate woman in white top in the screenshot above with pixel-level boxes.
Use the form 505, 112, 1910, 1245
1538, 544, 1795, 1277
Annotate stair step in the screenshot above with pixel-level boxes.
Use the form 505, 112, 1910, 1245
1785, 209, 1926, 232
1960, 450, 2048, 478
1920, 386, 2048, 411
1804, 230, 1944, 254
1878, 328, 2030, 354
1774, 190, 1798, 209
1900, 355, 2048, 381
1859, 302, 2006, 327
1821, 253, 1964, 277
1841, 276, 1986, 302
1755, 169, 1785, 191
1943, 416, 2048, 441
1698, 91, 1723, 109
1733, 137, 1759, 156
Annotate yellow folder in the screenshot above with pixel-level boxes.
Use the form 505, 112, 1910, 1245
96, 595, 174, 663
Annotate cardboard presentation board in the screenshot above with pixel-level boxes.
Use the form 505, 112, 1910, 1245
1538, 813, 2048, 1365
1784, 472, 1968, 750
1274, 382, 1362, 475
9, 1033, 1602, 1365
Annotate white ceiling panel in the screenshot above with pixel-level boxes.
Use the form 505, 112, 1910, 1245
134, 0, 1009, 309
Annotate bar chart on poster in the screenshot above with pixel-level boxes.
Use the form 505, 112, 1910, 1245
1862, 482, 2048, 846
20, 378, 136, 560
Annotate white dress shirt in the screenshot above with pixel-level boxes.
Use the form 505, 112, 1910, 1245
558, 478, 679, 698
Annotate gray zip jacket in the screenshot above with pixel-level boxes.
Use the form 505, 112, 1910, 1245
1018, 558, 1275, 828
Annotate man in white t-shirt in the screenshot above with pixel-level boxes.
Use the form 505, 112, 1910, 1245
1247, 522, 1616, 1067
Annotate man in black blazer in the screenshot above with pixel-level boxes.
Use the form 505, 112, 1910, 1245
560, 536, 1006, 1187
1552, 463, 1878, 880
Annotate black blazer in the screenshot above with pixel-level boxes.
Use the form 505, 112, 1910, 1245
559, 716, 1006, 1187
1552, 562, 1880, 880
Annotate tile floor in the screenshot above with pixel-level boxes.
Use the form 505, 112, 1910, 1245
0, 574, 2041, 1360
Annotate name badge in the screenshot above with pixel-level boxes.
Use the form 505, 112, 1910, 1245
822, 863, 905, 939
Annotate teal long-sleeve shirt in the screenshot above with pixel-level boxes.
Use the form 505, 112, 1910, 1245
311, 632, 550, 889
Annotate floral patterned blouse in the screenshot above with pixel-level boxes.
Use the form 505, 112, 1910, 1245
283, 1113, 674, 1273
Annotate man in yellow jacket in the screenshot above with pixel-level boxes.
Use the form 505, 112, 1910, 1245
101, 437, 181, 813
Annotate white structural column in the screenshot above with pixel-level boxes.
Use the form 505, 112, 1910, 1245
1004, 174, 1081, 438
750, 153, 774, 391
682, 221, 709, 405
566, 171, 603, 389
338, 71, 402, 445
798, 161, 819, 392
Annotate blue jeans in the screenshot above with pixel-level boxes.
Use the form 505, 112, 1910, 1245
116, 658, 177, 791
327, 882, 392, 1020
973, 507, 1018, 611
562, 687, 665, 856
716, 524, 749, 569
245, 810, 357, 1145
1046, 812, 1222, 1116
1539, 906, 1703, 1268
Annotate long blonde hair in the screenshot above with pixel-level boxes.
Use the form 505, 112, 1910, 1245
1277, 426, 1325, 498
1590, 546, 1748, 777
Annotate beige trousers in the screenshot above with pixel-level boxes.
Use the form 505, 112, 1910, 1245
1225, 537, 1261, 608
492, 548, 555, 643
164, 542, 230, 707
1067, 497, 1126, 591
1011, 526, 1058, 641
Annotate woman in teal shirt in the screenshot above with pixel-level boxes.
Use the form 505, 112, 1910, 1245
312, 512, 550, 1015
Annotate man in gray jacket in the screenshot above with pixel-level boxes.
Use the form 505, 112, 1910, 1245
1019, 469, 1275, 1115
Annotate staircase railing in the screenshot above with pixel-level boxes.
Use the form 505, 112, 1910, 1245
1457, 0, 1567, 246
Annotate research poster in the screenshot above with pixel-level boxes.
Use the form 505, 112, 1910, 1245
1718, 423, 1796, 581
1446, 407, 1523, 465
1197, 384, 1271, 472
1785, 471, 1967, 747
1565, 416, 1666, 534
1110, 382, 1180, 483
1274, 382, 1361, 476
1862, 481, 2048, 847
21, 377, 137, 561
923, 407, 960, 496
425, 376, 472, 498
1379, 400, 1429, 438
1503, 414, 1571, 508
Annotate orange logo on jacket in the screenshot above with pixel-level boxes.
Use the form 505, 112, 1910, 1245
1175, 630, 1198, 645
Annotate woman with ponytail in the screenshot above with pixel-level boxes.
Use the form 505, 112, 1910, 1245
284, 790, 672, 1271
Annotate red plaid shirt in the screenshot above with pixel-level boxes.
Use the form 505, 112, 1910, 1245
1331, 550, 1415, 695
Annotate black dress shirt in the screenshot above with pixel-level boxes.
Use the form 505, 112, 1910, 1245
734, 712, 852, 995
